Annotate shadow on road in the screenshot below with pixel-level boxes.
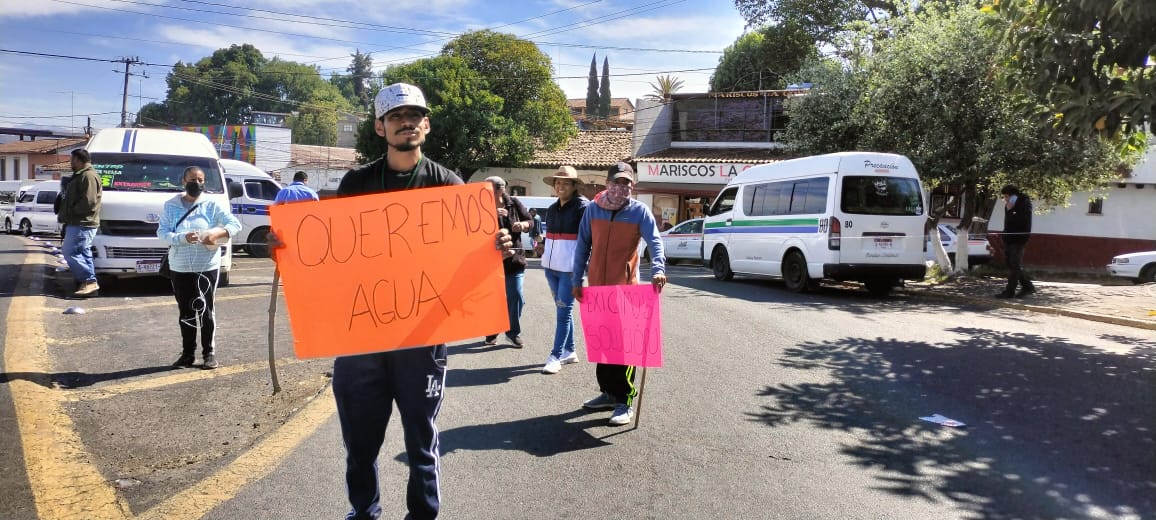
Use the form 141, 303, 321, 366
407, 409, 611, 460
750, 327, 1155, 519
446, 364, 540, 388
0, 364, 176, 389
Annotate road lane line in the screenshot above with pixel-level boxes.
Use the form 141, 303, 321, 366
64, 357, 307, 401
4, 254, 133, 519
53, 291, 270, 312
136, 386, 336, 520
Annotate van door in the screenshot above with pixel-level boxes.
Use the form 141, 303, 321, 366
704, 186, 739, 271
32, 188, 60, 233
835, 175, 924, 265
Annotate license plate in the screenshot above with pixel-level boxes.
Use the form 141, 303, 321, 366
873, 238, 893, 249
136, 260, 162, 273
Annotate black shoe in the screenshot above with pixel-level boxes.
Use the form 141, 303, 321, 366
1015, 287, 1037, 298
172, 354, 195, 368
202, 354, 218, 369
484, 335, 498, 345
994, 291, 1015, 299
508, 335, 525, 348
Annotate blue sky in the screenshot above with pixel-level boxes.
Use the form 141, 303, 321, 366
0, 0, 749, 135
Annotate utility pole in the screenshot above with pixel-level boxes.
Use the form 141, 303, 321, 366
119, 57, 141, 128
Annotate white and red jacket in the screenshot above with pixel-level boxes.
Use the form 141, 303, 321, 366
541, 195, 589, 272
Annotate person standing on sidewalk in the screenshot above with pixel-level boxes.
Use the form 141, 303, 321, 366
572, 162, 666, 426
997, 184, 1037, 299
270, 83, 514, 520
59, 149, 102, 297
537, 166, 588, 374
159, 166, 242, 370
273, 171, 320, 203
482, 175, 532, 348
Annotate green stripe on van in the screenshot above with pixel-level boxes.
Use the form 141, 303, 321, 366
705, 218, 819, 229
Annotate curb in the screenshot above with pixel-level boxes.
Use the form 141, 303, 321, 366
902, 289, 1156, 332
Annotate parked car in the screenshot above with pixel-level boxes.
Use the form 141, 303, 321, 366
644, 217, 703, 264
12, 180, 62, 236
1107, 251, 1156, 284
925, 223, 991, 265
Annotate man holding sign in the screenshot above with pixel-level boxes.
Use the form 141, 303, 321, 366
271, 83, 513, 520
572, 162, 666, 426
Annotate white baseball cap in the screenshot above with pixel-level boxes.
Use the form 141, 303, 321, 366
374, 83, 430, 119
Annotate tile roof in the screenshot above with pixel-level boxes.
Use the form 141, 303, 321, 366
527, 130, 633, 169
635, 147, 792, 164
39, 160, 71, 172
0, 137, 88, 155
284, 144, 359, 170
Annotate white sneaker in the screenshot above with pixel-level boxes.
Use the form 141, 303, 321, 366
608, 404, 634, 426
559, 351, 579, 365
542, 356, 561, 374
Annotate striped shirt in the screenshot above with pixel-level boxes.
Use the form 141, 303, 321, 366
157, 196, 242, 273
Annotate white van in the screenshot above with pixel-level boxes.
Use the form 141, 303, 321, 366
12, 180, 62, 236
703, 152, 926, 296
86, 128, 241, 286
221, 159, 280, 257
1, 180, 35, 234
513, 195, 556, 253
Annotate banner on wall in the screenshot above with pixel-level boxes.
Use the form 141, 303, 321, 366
175, 125, 257, 164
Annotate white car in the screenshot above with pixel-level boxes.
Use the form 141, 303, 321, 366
925, 223, 992, 265
644, 217, 704, 264
1107, 251, 1156, 284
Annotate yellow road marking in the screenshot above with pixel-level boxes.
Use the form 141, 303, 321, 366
137, 386, 336, 520
5, 253, 133, 519
65, 357, 307, 401
54, 291, 271, 312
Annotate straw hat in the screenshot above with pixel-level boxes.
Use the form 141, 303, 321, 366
543, 165, 583, 186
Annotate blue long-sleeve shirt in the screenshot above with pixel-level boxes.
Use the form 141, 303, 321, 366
273, 181, 319, 203
157, 195, 242, 273
572, 198, 665, 287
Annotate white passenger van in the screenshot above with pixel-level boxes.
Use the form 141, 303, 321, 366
703, 152, 926, 296
12, 180, 62, 236
1, 180, 35, 234
86, 128, 242, 286
221, 159, 280, 257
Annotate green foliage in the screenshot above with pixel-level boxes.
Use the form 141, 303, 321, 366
646, 75, 685, 101
710, 23, 818, 92
585, 54, 600, 118
356, 57, 528, 174
986, 0, 1156, 137
442, 30, 575, 152
781, 59, 866, 155
598, 57, 612, 119
346, 50, 374, 110
732, 0, 901, 43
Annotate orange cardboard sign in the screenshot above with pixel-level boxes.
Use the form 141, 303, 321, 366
269, 183, 508, 358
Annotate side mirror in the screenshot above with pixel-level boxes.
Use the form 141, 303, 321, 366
227, 182, 243, 199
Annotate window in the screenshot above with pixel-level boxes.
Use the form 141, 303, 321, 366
36, 190, 57, 204
746, 181, 791, 216
91, 153, 225, 193
1, 159, 6, 180
245, 180, 280, 201
1088, 197, 1104, 215
709, 187, 738, 216
792, 178, 829, 214
14, 158, 20, 180
18, 191, 34, 203
343, 124, 354, 132
840, 176, 924, 216
509, 185, 527, 196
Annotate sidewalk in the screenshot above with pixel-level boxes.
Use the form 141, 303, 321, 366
901, 275, 1156, 331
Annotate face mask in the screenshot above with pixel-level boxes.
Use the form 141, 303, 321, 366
185, 181, 204, 197
603, 183, 632, 208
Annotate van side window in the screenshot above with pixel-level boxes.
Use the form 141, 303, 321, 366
244, 180, 280, 201
18, 192, 34, 203
709, 187, 738, 216
36, 190, 58, 204
792, 178, 829, 214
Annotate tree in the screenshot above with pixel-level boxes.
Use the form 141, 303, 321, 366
585, 53, 600, 119
646, 75, 685, 101
733, 0, 900, 43
710, 23, 818, 92
986, 0, 1156, 137
159, 44, 267, 125
781, 59, 866, 154
598, 56, 612, 119
356, 56, 527, 174
442, 30, 575, 153
347, 49, 374, 110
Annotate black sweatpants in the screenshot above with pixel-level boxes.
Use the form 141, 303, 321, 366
596, 363, 638, 407
1004, 241, 1034, 294
170, 269, 219, 357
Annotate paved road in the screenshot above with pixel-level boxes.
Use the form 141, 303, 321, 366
1, 233, 1152, 519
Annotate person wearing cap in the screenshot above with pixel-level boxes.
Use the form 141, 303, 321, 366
270, 82, 514, 520
482, 175, 532, 347
538, 165, 590, 374
997, 184, 1036, 299
571, 162, 666, 425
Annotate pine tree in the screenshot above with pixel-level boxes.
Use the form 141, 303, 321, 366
585, 54, 600, 120
347, 49, 374, 109
599, 56, 611, 120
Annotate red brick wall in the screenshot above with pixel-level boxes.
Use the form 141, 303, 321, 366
989, 233, 1156, 270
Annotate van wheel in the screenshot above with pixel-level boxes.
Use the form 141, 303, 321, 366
247, 227, 271, 258
19, 219, 32, 237
864, 278, 893, 297
783, 251, 810, 293
3, 218, 11, 234
711, 248, 734, 281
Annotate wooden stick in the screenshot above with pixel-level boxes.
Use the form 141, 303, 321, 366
267, 267, 282, 394
633, 367, 648, 427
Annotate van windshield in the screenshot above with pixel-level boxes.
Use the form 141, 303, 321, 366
840, 176, 923, 216
91, 153, 224, 193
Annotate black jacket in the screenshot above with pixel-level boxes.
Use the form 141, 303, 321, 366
1002, 193, 1032, 245
498, 193, 531, 274
337, 154, 461, 196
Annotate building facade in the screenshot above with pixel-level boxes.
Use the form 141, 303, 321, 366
0, 137, 88, 181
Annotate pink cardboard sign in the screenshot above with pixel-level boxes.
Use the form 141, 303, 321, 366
578, 284, 663, 367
